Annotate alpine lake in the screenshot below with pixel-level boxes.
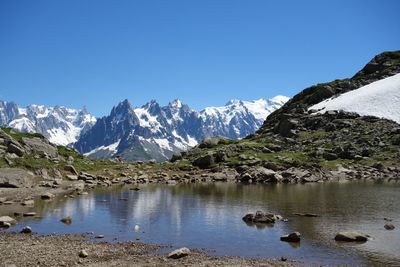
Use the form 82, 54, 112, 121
1, 181, 399, 266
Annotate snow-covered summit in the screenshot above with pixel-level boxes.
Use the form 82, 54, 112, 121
200, 96, 290, 131
0, 101, 96, 146
309, 73, 400, 123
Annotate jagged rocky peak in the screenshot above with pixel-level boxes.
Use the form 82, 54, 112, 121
0, 101, 19, 125
225, 99, 243, 106
169, 99, 183, 109
143, 100, 162, 115
111, 99, 133, 115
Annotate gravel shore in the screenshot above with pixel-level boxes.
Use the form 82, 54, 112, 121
0, 232, 297, 267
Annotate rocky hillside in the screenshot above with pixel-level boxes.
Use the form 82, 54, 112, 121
0, 127, 153, 192
75, 96, 288, 162
260, 51, 400, 132
0, 102, 96, 146
173, 51, 400, 183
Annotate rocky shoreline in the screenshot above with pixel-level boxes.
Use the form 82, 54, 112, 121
1, 163, 399, 205
0, 232, 296, 267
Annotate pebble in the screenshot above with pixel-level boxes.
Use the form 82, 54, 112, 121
60, 216, 72, 225
41, 193, 55, 200
23, 212, 37, 217
79, 249, 88, 258
384, 223, 395, 230
130, 187, 140, 191
20, 226, 32, 234
280, 232, 301, 242
167, 247, 191, 259
21, 200, 35, 206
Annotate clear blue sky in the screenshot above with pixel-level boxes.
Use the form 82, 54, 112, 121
0, 0, 399, 116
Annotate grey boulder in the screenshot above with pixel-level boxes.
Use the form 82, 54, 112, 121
0, 168, 35, 188
22, 137, 58, 158
167, 247, 191, 259
280, 232, 301, 242
334, 231, 369, 242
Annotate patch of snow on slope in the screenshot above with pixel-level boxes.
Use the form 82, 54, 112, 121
85, 139, 121, 156
18, 108, 27, 116
8, 117, 35, 132
47, 124, 81, 145
81, 114, 97, 124
200, 96, 290, 124
270, 95, 291, 104
186, 135, 198, 147
152, 138, 171, 150
134, 107, 162, 132
242, 99, 270, 120
201, 101, 246, 124
309, 73, 400, 123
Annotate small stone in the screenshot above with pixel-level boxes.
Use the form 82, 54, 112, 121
384, 224, 395, 230
130, 187, 140, 191
167, 247, 190, 259
1, 222, 11, 228
78, 249, 88, 258
280, 232, 301, 242
21, 200, 34, 206
20, 226, 32, 234
66, 175, 78, 181
41, 192, 55, 200
95, 235, 104, 239
65, 165, 78, 175
60, 216, 72, 225
23, 212, 36, 217
280, 257, 287, 262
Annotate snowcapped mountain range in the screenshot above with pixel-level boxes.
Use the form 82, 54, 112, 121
0, 96, 289, 161
75, 96, 289, 162
0, 101, 96, 145
310, 73, 400, 123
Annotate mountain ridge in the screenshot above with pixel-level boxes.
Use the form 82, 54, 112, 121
75, 96, 289, 162
0, 101, 96, 146
0, 96, 289, 162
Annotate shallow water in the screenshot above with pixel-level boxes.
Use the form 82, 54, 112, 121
2, 181, 400, 266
